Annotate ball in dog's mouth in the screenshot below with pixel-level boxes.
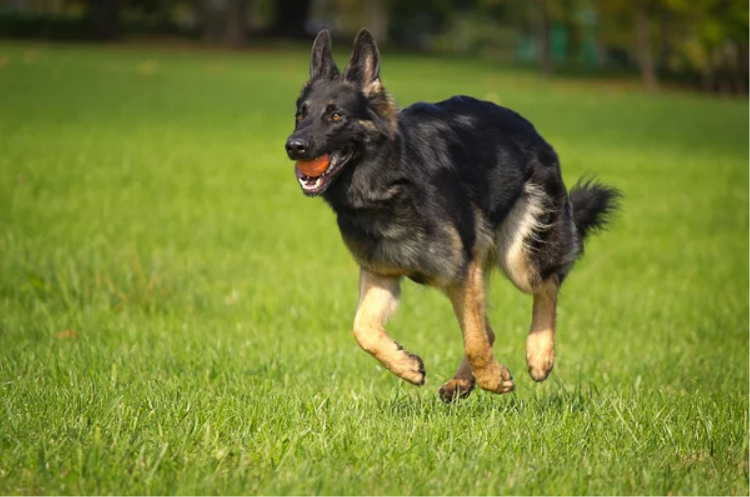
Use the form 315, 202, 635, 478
294, 149, 352, 196
296, 154, 331, 178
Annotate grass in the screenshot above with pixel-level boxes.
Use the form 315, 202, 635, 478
0, 42, 747, 496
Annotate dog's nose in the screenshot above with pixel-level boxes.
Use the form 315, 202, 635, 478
286, 137, 309, 159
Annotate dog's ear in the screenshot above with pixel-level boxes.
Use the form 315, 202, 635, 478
310, 30, 340, 80
344, 28, 382, 96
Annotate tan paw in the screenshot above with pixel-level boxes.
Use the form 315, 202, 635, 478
474, 363, 515, 394
526, 333, 554, 382
387, 350, 426, 386
438, 377, 475, 403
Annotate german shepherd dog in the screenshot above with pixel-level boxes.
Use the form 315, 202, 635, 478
285, 29, 620, 402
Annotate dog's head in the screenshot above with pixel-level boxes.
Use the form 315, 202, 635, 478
285, 29, 397, 196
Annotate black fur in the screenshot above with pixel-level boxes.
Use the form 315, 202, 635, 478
569, 178, 623, 242
286, 28, 621, 290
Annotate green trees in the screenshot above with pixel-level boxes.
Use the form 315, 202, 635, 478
89, 0, 120, 40
595, 0, 748, 93
666, 0, 748, 93
3, 0, 746, 92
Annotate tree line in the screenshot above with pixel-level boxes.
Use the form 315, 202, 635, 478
2, 0, 747, 94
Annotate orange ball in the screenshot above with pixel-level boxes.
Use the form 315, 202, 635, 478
296, 154, 331, 178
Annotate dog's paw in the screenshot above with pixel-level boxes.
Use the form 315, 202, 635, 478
475, 363, 515, 394
527, 357, 554, 382
401, 353, 426, 386
438, 377, 475, 403
526, 333, 554, 382
386, 350, 425, 386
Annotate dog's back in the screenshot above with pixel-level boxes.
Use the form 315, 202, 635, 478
399, 95, 562, 227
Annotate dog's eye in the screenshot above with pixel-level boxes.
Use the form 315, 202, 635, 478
331, 112, 343, 122
296, 114, 303, 122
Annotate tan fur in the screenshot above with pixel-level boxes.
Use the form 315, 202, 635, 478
353, 269, 425, 385
367, 82, 399, 132
526, 276, 559, 381
357, 119, 377, 130
364, 79, 383, 97
496, 182, 552, 293
431, 224, 465, 288
438, 316, 496, 401
473, 206, 495, 255
446, 254, 514, 394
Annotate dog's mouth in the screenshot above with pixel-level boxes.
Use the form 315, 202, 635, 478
295, 148, 354, 196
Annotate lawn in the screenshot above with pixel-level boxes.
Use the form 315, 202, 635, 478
0, 42, 747, 495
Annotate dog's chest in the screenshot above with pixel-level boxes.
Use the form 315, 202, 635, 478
335, 208, 463, 286
337, 211, 419, 272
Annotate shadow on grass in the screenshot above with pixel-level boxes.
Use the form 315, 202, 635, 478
374, 377, 603, 419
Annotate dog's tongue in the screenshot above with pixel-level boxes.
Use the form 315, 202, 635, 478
296, 154, 331, 178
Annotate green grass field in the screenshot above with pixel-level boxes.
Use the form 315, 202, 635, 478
0, 42, 748, 495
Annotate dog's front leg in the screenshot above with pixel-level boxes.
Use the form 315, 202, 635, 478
353, 268, 425, 385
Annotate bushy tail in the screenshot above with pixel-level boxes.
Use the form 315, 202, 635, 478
569, 177, 622, 242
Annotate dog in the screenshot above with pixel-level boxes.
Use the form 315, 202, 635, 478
285, 29, 621, 402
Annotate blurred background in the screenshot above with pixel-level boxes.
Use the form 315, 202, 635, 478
0, 0, 747, 95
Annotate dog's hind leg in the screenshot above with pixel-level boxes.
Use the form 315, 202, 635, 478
353, 268, 426, 386
526, 275, 559, 382
445, 254, 514, 396
438, 316, 495, 403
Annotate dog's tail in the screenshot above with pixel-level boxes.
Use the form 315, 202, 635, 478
569, 177, 622, 244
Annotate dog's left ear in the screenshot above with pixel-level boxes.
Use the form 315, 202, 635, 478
344, 28, 382, 96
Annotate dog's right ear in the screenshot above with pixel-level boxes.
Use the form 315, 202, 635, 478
310, 30, 340, 80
